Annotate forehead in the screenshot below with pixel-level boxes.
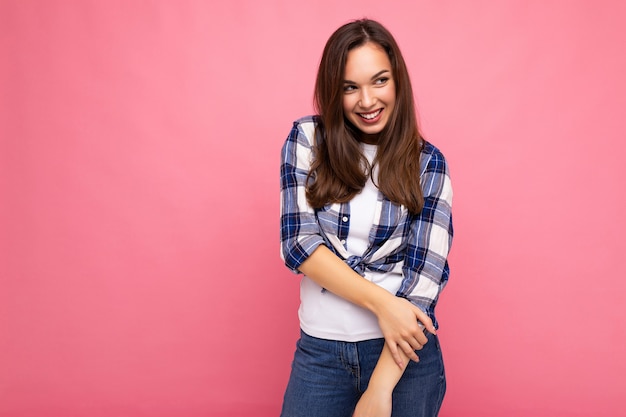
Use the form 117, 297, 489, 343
344, 42, 391, 78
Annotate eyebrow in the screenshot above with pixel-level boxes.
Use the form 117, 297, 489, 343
344, 69, 390, 84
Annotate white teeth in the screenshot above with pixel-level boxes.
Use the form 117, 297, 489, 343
359, 109, 381, 120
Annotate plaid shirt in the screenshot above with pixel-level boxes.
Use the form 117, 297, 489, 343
280, 116, 453, 326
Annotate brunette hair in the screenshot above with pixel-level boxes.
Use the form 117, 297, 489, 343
306, 19, 424, 214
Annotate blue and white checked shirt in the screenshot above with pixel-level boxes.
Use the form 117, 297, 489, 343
280, 116, 453, 327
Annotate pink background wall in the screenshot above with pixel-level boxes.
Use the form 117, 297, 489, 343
1, 1, 625, 416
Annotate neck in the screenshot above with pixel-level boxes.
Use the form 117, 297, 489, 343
358, 132, 379, 145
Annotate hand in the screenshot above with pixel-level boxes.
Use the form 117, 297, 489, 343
374, 295, 436, 367
353, 388, 392, 417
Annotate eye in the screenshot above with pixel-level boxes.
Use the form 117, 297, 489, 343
374, 77, 389, 85
343, 84, 357, 92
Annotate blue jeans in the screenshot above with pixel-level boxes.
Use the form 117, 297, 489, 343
280, 331, 446, 417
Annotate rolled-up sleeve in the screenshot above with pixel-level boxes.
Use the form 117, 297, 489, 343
280, 119, 326, 273
397, 146, 453, 324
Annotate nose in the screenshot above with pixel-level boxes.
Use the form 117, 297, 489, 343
359, 87, 375, 108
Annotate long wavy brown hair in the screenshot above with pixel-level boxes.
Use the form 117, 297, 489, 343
306, 19, 424, 214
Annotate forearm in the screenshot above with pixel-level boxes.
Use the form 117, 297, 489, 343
298, 245, 395, 314
299, 244, 435, 368
368, 343, 409, 394
352, 345, 409, 417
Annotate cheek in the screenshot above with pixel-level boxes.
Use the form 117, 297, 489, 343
384, 89, 396, 106
383, 83, 397, 108
342, 96, 355, 114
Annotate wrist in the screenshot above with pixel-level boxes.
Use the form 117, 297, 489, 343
363, 285, 395, 316
366, 379, 395, 396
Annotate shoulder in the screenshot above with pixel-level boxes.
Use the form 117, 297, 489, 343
283, 115, 322, 153
288, 115, 320, 147
419, 140, 452, 199
293, 115, 319, 127
419, 140, 449, 176
281, 116, 320, 163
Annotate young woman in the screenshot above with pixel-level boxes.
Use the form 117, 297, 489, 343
279, 19, 453, 417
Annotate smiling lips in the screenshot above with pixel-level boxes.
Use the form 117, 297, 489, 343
358, 108, 383, 123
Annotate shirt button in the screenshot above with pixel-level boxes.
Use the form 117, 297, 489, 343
340, 239, 346, 245
342, 216, 348, 222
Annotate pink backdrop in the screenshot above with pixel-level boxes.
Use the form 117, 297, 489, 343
1, 1, 625, 416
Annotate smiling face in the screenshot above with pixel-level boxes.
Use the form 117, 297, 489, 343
342, 42, 396, 144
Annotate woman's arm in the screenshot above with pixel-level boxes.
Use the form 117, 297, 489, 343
352, 344, 410, 417
298, 245, 435, 366
398, 144, 453, 328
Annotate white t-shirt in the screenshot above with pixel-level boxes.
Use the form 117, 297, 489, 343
298, 143, 404, 342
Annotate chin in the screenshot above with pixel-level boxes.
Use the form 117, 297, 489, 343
358, 122, 387, 135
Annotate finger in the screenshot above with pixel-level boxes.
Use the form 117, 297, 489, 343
413, 330, 428, 346
387, 340, 404, 369
424, 321, 437, 335
412, 306, 437, 335
409, 335, 426, 350
399, 340, 420, 363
